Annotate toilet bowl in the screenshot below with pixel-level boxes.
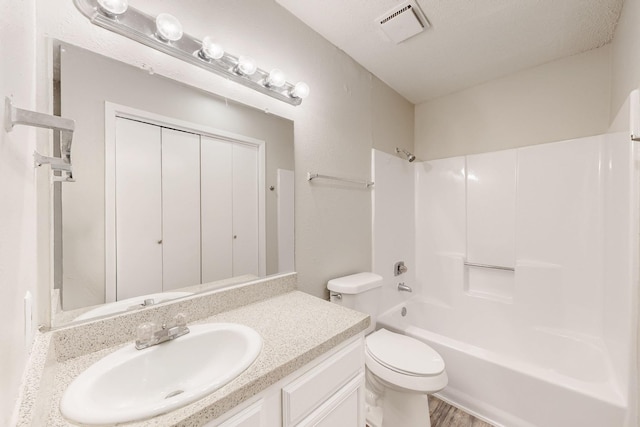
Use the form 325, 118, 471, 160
366, 328, 448, 393
327, 273, 448, 427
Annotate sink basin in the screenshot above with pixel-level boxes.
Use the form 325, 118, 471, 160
60, 323, 262, 425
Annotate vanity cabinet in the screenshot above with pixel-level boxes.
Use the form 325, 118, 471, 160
206, 336, 365, 427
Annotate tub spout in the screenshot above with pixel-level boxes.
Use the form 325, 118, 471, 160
398, 282, 412, 292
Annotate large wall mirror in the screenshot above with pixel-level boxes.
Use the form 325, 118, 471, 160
52, 42, 295, 326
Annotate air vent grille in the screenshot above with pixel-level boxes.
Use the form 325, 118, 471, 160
377, 1, 430, 44
380, 5, 414, 25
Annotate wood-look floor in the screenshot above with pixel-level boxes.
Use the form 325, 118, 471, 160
429, 396, 494, 427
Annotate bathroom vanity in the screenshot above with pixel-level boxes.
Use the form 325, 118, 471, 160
14, 273, 369, 426
207, 337, 364, 427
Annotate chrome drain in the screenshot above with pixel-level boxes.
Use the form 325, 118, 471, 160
165, 390, 184, 399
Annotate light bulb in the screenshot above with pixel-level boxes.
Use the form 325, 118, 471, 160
199, 36, 224, 60
236, 56, 257, 76
291, 82, 310, 99
265, 69, 286, 88
97, 0, 128, 16
155, 13, 183, 42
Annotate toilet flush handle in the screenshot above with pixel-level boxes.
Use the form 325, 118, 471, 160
330, 292, 342, 300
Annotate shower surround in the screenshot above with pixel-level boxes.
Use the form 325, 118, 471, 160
371, 133, 638, 426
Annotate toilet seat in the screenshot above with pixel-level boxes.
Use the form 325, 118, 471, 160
366, 329, 445, 376
365, 329, 448, 393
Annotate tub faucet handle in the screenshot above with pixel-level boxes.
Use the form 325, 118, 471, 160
394, 261, 408, 276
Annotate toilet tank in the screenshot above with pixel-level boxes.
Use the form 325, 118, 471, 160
327, 272, 383, 334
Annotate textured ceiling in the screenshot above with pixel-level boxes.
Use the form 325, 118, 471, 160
275, 0, 624, 104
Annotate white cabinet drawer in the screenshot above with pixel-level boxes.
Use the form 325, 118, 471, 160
206, 399, 265, 427
282, 339, 364, 426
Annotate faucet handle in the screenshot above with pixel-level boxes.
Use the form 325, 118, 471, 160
136, 322, 154, 343
394, 261, 408, 276
173, 313, 187, 327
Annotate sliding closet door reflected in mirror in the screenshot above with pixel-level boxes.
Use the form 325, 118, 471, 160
201, 136, 260, 283
113, 116, 260, 302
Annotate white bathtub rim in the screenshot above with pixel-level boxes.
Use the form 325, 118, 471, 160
376, 311, 627, 409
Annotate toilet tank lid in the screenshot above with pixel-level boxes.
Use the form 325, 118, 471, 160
327, 272, 383, 294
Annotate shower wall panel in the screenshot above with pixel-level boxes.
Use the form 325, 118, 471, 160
372, 149, 416, 315
412, 133, 636, 411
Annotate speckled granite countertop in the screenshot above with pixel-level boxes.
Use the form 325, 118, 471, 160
17, 279, 369, 427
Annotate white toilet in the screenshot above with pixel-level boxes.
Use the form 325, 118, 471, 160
328, 272, 447, 427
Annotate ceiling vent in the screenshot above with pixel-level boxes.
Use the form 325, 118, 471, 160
377, 1, 430, 44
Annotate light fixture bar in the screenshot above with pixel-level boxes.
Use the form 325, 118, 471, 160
73, 0, 307, 106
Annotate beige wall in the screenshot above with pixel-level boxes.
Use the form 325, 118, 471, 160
34, 0, 414, 306
0, 0, 39, 423
415, 46, 612, 160
0, 0, 414, 418
372, 76, 414, 156
611, 0, 640, 124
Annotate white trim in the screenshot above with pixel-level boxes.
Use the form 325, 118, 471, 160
257, 142, 267, 276
104, 102, 266, 302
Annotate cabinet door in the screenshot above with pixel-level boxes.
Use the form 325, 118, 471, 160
297, 374, 364, 427
283, 339, 364, 426
232, 143, 259, 276
115, 118, 163, 300
161, 128, 201, 290
313, 389, 359, 427
201, 136, 233, 282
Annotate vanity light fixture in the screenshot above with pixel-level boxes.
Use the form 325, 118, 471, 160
73, 0, 309, 106
265, 69, 286, 88
155, 13, 183, 42
291, 82, 310, 99
235, 56, 257, 76
199, 36, 224, 61
96, 0, 128, 16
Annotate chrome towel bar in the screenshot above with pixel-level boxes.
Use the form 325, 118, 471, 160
307, 172, 374, 188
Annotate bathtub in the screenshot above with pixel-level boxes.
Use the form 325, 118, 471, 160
376, 298, 629, 427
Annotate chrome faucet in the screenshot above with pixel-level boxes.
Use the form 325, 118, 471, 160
397, 282, 412, 293
135, 313, 190, 350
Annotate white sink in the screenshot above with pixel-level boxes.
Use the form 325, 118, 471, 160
60, 323, 263, 425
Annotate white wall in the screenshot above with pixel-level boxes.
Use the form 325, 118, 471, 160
0, 0, 39, 424
409, 134, 634, 427
371, 150, 415, 316
415, 45, 612, 160
608, 0, 640, 421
